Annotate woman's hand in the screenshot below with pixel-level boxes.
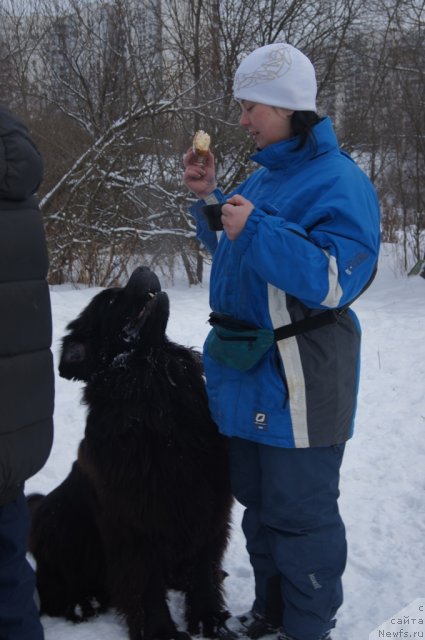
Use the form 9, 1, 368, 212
182, 148, 217, 199
221, 194, 254, 240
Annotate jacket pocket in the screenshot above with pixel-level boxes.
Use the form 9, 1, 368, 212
274, 349, 289, 408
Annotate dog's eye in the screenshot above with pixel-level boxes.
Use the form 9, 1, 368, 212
108, 293, 121, 306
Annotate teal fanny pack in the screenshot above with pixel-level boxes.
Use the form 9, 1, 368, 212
206, 310, 343, 371
205, 266, 379, 372
206, 313, 275, 371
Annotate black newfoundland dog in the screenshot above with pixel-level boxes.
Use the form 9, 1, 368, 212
28, 266, 234, 640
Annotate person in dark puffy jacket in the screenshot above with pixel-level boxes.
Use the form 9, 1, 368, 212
0, 105, 54, 640
183, 43, 380, 640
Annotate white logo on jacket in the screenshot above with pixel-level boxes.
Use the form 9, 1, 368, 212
254, 412, 268, 429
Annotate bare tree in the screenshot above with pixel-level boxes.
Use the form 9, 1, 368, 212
1, 0, 422, 283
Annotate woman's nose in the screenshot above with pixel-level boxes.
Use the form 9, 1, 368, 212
239, 111, 250, 128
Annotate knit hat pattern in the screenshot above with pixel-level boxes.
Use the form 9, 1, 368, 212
233, 43, 317, 112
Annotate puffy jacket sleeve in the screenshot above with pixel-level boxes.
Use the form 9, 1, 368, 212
231, 172, 380, 309
0, 105, 53, 505
189, 188, 225, 254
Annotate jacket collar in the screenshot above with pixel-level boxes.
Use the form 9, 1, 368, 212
250, 116, 338, 172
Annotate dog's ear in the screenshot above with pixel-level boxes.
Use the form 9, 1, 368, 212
59, 336, 89, 381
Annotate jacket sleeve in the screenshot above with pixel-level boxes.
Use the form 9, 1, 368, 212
232, 175, 380, 309
189, 188, 224, 254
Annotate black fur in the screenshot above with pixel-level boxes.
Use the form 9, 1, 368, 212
28, 266, 233, 640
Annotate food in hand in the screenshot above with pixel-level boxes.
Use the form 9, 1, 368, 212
193, 130, 211, 163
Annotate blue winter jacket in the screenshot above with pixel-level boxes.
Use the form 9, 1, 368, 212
190, 117, 380, 448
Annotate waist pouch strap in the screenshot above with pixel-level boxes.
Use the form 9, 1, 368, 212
273, 309, 339, 340
206, 311, 340, 371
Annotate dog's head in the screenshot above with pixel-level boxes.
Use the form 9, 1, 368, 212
59, 266, 169, 382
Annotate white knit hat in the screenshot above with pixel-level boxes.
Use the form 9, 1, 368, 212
233, 43, 317, 112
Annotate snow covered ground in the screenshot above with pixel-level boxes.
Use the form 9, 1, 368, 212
26, 244, 425, 639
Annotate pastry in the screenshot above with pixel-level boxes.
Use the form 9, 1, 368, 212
193, 130, 211, 163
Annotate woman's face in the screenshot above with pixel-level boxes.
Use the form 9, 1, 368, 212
239, 100, 294, 149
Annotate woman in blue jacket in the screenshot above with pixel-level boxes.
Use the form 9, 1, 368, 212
183, 43, 380, 640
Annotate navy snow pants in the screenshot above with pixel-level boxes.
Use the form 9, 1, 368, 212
0, 490, 44, 640
228, 438, 347, 640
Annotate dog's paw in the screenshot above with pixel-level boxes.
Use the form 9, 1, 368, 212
188, 611, 238, 640
65, 597, 105, 622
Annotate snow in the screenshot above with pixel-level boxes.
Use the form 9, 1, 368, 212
26, 244, 425, 639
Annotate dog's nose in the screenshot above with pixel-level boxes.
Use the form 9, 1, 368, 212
126, 267, 161, 296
